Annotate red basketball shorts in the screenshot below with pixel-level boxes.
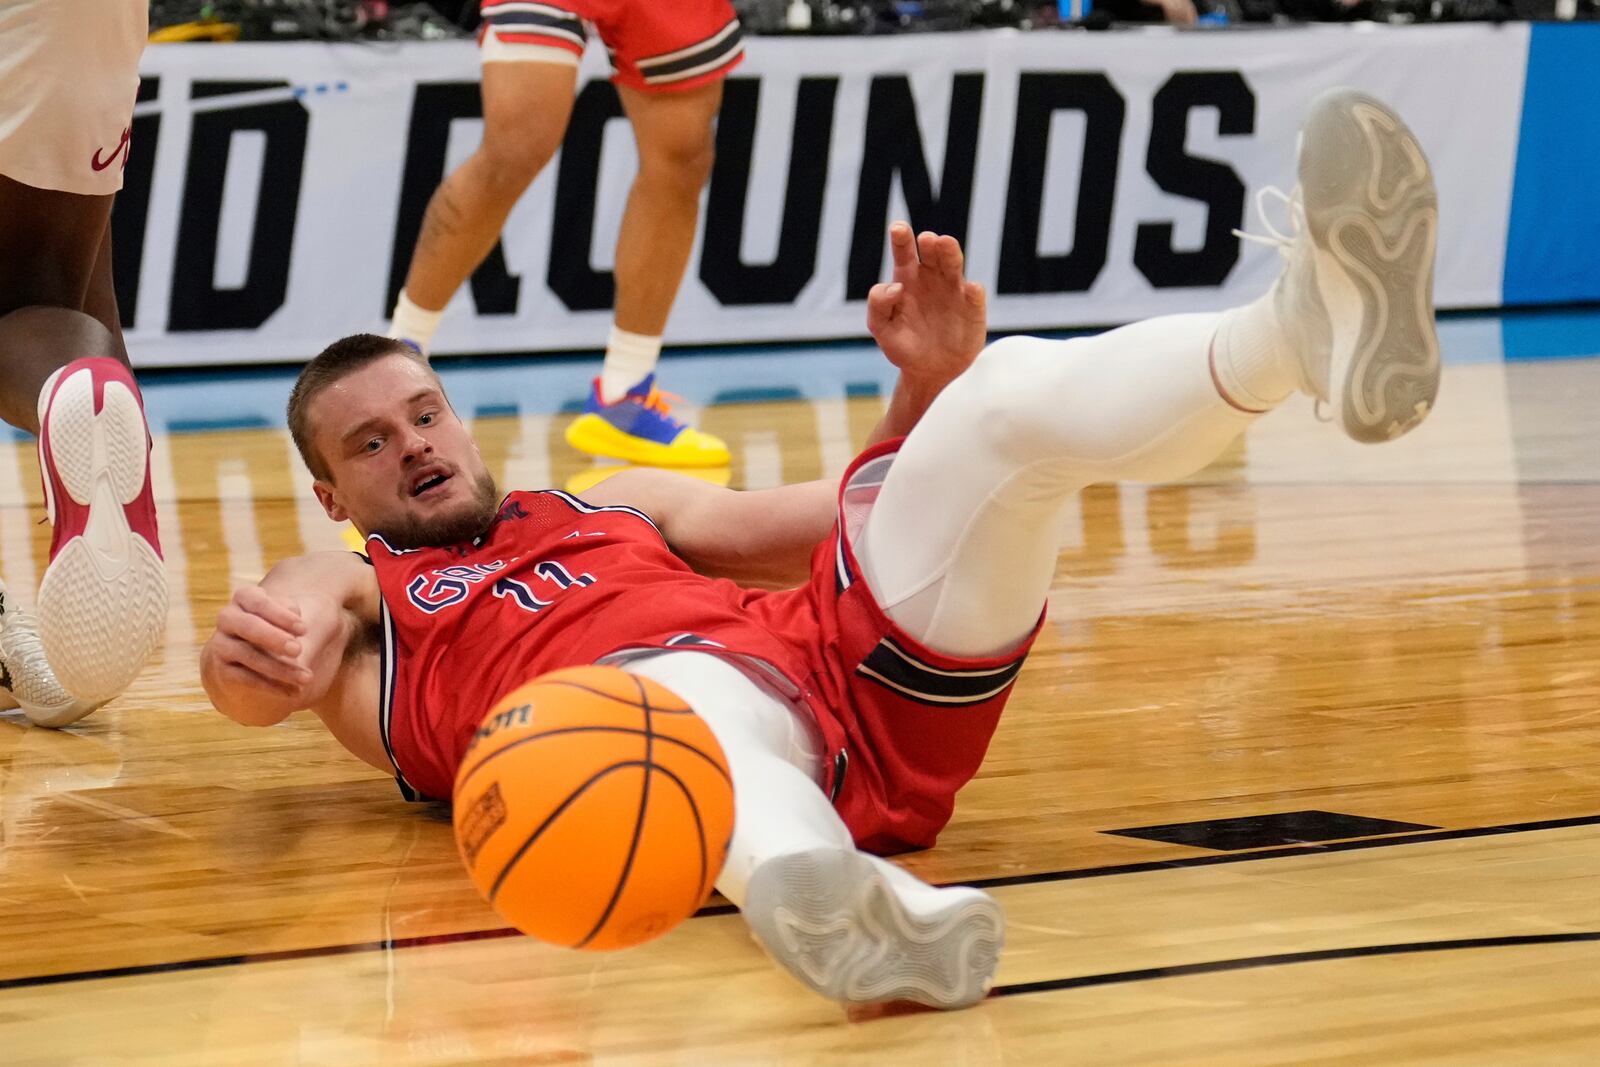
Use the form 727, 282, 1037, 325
478, 0, 745, 93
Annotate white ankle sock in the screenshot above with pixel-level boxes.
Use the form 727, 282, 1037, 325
599, 326, 662, 404
1212, 294, 1297, 412
389, 291, 444, 358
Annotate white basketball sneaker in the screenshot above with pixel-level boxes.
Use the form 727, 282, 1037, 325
742, 846, 1004, 1010
0, 578, 103, 728
1243, 88, 1441, 443
35, 358, 168, 703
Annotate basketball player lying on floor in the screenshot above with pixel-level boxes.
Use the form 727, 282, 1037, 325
201, 90, 1440, 1010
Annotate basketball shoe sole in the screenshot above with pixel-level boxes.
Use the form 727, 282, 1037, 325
565, 375, 730, 468
36, 359, 167, 703
564, 414, 731, 468
1287, 88, 1440, 443
743, 846, 1003, 1009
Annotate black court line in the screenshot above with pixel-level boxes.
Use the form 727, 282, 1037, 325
988, 931, 1600, 999
966, 811, 1600, 890
2, 814, 1595, 994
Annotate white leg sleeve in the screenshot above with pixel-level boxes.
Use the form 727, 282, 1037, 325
617, 651, 854, 907
858, 314, 1260, 658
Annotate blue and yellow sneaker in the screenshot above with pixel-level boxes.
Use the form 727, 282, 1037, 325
563, 375, 729, 467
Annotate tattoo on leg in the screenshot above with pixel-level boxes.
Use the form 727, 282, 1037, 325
419, 192, 465, 245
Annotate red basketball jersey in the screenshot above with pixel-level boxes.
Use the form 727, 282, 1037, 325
367, 490, 820, 803
370, 446, 1038, 855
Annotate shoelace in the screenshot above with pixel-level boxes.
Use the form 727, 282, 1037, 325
1232, 184, 1306, 260
639, 385, 684, 418
1235, 185, 1331, 421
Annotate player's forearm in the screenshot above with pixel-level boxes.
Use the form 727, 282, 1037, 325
866, 376, 944, 447
672, 480, 836, 588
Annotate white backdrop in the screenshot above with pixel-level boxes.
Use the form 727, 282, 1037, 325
122, 25, 1530, 367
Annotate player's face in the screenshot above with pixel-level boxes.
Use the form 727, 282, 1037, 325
308, 354, 500, 548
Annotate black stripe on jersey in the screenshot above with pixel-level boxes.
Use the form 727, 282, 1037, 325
854, 636, 1026, 707
542, 489, 664, 538
834, 528, 853, 593
366, 532, 424, 557
377, 598, 425, 801
664, 632, 728, 648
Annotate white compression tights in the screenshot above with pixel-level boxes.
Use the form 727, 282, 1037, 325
620, 650, 847, 907
623, 311, 1268, 903
860, 313, 1259, 657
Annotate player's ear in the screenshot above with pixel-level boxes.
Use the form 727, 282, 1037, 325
313, 480, 348, 523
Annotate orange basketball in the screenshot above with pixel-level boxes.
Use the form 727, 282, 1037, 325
452, 665, 735, 951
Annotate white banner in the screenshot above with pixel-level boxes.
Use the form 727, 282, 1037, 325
121, 25, 1529, 367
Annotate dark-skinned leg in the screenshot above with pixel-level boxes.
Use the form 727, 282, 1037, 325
0, 173, 165, 713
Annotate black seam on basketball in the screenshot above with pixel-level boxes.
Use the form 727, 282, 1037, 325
574, 678, 657, 948
456, 726, 729, 791
625, 674, 730, 788
539, 679, 695, 715
487, 760, 646, 903
653, 732, 732, 785
632, 672, 655, 735
651, 763, 713, 904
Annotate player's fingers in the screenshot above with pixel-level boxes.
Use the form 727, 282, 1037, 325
888, 222, 916, 270
867, 282, 903, 325
218, 608, 303, 661
964, 279, 986, 310
234, 585, 307, 634
936, 234, 965, 280
916, 230, 939, 268
220, 637, 311, 690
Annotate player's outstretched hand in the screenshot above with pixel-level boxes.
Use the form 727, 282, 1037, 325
207, 584, 314, 701
866, 222, 987, 389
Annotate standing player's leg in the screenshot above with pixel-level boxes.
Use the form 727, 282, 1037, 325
561, 9, 738, 468
0, 179, 125, 428
861, 87, 1439, 659
0, 186, 165, 717
612, 83, 720, 387
0, 0, 166, 714
389, 58, 580, 353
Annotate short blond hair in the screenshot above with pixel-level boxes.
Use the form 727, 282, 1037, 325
287, 334, 432, 481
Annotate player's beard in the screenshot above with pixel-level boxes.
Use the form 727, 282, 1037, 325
374, 469, 502, 550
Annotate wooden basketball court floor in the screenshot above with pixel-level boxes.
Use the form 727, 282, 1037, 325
2, 314, 1597, 1065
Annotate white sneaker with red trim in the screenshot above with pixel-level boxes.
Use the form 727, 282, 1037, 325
34, 358, 167, 704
